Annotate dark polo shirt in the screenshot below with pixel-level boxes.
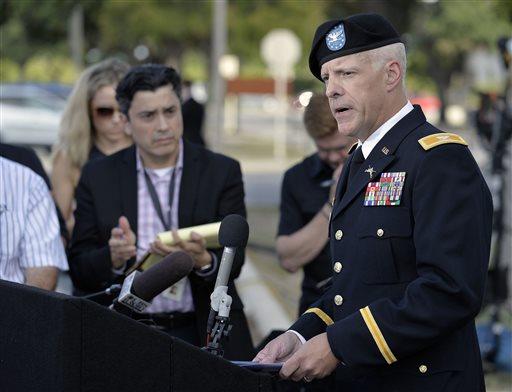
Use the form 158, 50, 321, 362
278, 153, 333, 315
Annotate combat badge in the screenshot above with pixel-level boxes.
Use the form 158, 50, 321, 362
364, 172, 406, 206
365, 166, 376, 179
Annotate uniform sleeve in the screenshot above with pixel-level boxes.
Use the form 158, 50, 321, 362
277, 170, 306, 236
19, 176, 68, 271
289, 282, 336, 339
326, 144, 492, 367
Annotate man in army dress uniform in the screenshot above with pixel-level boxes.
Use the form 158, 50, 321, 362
255, 13, 493, 391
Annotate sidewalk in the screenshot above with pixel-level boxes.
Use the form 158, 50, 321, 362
235, 255, 294, 345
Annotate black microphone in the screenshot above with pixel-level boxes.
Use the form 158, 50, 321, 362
112, 251, 194, 316
207, 214, 249, 334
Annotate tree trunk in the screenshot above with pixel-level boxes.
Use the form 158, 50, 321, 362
435, 79, 448, 125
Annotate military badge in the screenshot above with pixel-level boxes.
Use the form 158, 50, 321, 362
364, 172, 406, 206
365, 166, 376, 179
325, 24, 346, 51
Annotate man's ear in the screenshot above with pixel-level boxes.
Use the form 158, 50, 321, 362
123, 116, 132, 136
385, 60, 402, 92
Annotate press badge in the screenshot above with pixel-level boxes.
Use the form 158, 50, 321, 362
162, 277, 187, 301
364, 172, 406, 206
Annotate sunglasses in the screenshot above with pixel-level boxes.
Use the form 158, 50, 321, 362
93, 107, 121, 118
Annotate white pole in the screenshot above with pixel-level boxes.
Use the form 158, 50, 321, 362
209, 0, 227, 150
273, 73, 288, 161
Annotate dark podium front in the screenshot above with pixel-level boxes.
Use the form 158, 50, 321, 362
0, 280, 274, 392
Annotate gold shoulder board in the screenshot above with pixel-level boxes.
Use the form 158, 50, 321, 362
418, 133, 468, 150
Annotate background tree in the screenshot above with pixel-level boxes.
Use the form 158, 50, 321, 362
323, 0, 416, 35
228, 0, 326, 80
97, 0, 211, 67
0, 0, 101, 81
408, 0, 510, 123
1, 0, 510, 109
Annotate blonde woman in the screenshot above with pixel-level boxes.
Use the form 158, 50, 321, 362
51, 58, 132, 233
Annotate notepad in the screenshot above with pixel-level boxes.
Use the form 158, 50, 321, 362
127, 222, 221, 273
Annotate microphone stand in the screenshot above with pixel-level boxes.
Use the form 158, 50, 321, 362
83, 284, 122, 303
204, 287, 233, 357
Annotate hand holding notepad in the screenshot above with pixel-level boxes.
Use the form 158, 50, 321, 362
129, 222, 222, 272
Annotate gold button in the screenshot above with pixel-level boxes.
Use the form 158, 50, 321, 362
419, 365, 427, 374
334, 295, 343, 306
335, 230, 343, 240
333, 262, 342, 273
377, 228, 384, 237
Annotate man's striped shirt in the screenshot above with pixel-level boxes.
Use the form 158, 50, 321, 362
0, 157, 68, 284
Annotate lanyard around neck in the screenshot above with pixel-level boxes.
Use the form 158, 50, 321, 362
143, 168, 176, 230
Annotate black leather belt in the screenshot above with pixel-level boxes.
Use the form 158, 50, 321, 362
133, 312, 196, 329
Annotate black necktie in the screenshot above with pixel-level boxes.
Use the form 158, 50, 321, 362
348, 146, 365, 184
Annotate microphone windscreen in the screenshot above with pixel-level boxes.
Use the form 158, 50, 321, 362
218, 214, 249, 248
132, 251, 194, 301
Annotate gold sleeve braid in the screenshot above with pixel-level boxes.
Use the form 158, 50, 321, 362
303, 307, 334, 326
360, 306, 397, 364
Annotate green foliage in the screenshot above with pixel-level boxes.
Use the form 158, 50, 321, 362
407, 0, 510, 100
323, 0, 416, 34
228, 0, 327, 79
181, 50, 208, 81
23, 55, 78, 83
0, 17, 32, 64
419, 0, 509, 62
0, 58, 22, 81
0, 0, 102, 69
0, 0, 509, 91
97, 0, 212, 63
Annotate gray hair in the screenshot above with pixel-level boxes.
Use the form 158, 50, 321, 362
365, 43, 407, 89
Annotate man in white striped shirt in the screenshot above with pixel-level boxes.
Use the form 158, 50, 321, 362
0, 157, 68, 290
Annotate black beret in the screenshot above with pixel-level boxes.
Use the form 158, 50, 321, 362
309, 13, 403, 81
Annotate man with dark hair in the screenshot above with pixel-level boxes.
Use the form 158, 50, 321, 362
277, 93, 354, 316
69, 64, 254, 359
255, 14, 492, 391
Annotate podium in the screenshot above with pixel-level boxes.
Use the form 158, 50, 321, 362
0, 280, 274, 392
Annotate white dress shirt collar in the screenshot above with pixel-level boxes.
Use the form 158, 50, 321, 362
359, 101, 414, 159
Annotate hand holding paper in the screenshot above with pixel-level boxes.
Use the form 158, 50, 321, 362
130, 222, 221, 272
150, 230, 212, 270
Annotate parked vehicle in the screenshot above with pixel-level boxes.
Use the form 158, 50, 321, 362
0, 83, 70, 149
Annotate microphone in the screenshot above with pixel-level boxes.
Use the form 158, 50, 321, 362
112, 251, 194, 315
207, 214, 249, 334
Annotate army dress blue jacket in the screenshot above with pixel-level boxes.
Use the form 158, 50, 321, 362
290, 106, 493, 391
